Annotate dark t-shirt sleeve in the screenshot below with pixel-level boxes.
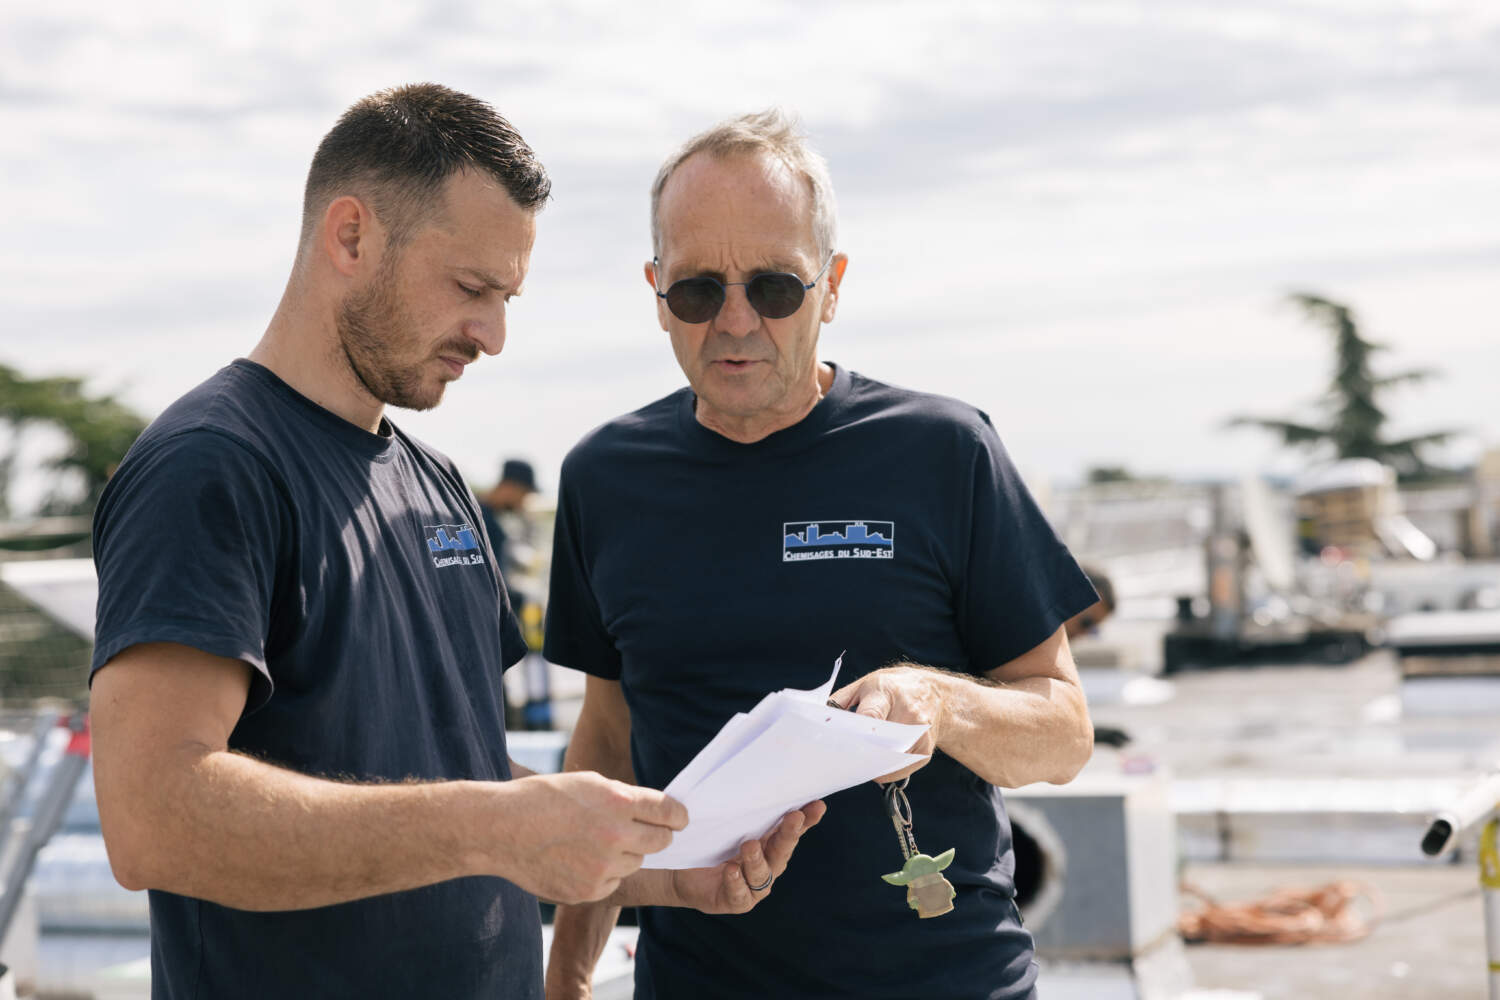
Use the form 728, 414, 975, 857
956, 415, 1098, 671
542, 459, 622, 680
91, 429, 289, 710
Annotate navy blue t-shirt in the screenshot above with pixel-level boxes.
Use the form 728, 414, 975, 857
545, 363, 1096, 1000
90, 360, 539, 1000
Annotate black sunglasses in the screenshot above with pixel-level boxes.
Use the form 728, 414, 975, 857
654, 256, 833, 324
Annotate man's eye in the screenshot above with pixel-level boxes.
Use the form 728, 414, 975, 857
458, 283, 483, 298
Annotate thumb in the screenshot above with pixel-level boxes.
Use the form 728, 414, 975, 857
632, 788, 690, 830
852, 686, 892, 721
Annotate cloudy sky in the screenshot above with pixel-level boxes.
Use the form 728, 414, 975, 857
3, 0, 1498, 509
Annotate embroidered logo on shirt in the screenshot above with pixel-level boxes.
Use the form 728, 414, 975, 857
783, 520, 895, 562
424, 523, 486, 568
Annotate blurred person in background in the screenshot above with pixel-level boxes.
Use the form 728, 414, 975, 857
479, 457, 540, 610
544, 109, 1096, 1000
1061, 567, 1132, 749
1064, 565, 1116, 640
87, 84, 814, 1000
479, 458, 552, 729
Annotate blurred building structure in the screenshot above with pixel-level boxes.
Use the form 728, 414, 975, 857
1399, 446, 1500, 560
0, 520, 92, 704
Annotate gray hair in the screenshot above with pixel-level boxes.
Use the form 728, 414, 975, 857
649, 108, 838, 261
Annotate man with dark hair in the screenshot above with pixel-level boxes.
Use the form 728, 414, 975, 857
545, 109, 1095, 1000
1064, 565, 1117, 639
480, 457, 541, 601
297, 82, 554, 251
481, 458, 547, 729
88, 85, 817, 1000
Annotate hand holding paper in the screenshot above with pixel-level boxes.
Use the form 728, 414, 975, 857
644, 655, 929, 870
665, 798, 827, 914
829, 662, 946, 783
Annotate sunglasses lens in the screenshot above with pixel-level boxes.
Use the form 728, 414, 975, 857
662, 271, 811, 322
746, 274, 806, 319
665, 278, 724, 324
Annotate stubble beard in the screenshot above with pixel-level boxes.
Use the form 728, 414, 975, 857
336, 257, 444, 413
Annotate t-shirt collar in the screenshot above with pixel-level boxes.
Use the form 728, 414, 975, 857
677, 361, 851, 457
231, 359, 399, 462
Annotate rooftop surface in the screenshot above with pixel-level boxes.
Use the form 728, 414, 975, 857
1181, 860, 1487, 999
1080, 635, 1497, 999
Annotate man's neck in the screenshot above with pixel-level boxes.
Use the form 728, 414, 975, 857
695, 362, 834, 444
249, 286, 385, 434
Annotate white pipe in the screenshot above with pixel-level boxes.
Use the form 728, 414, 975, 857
1422, 768, 1500, 858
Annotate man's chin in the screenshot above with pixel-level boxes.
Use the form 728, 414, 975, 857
698, 365, 768, 395
382, 383, 447, 413
695, 390, 773, 424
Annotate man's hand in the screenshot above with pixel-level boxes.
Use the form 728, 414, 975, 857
831, 665, 943, 783
669, 800, 827, 914
828, 630, 1092, 789
496, 771, 688, 905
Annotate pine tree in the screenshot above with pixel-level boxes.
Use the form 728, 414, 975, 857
1228, 293, 1458, 479
0, 363, 147, 516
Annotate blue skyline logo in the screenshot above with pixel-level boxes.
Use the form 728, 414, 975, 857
425, 523, 485, 568
783, 520, 895, 562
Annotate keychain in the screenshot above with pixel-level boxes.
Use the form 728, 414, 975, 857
880, 777, 956, 918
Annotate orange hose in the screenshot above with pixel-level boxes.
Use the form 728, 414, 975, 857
1178, 879, 1382, 945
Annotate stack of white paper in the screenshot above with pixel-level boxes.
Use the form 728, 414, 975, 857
644, 655, 928, 870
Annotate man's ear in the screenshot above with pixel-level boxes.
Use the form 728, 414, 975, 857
320, 196, 380, 278
645, 259, 670, 332
820, 254, 849, 324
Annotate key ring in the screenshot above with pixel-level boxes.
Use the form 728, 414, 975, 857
883, 777, 913, 830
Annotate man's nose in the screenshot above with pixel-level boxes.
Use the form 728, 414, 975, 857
465, 307, 507, 356
712, 282, 760, 337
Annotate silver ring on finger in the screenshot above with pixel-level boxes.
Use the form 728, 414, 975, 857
746, 871, 773, 892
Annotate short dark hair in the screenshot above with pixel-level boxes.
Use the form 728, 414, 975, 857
300, 83, 551, 251
500, 458, 537, 491
1080, 565, 1116, 612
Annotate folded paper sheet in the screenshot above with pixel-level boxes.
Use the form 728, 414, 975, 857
644, 655, 928, 870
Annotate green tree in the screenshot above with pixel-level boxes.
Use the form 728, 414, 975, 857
1228, 293, 1458, 479
1086, 465, 1135, 484
0, 363, 147, 516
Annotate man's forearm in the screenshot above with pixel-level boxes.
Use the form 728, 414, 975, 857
930, 671, 1092, 788
94, 645, 687, 914
107, 744, 504, 911
543, 872, 689, 997
547, 897, 624, 997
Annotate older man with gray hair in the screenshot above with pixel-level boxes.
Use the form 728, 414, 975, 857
544, 110, 1096, 999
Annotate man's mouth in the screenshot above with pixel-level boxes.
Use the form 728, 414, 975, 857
437, 343, 480, 377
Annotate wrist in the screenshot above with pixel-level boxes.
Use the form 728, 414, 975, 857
544, 954, 595, 983
919, 668, 954, 748
543, 961, 594, 997
467, 778, 525, 879
613, 867, 670, 907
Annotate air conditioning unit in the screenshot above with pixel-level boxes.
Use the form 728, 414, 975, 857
1008, 766, 1185, 999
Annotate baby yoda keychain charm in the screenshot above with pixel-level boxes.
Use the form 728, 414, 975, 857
880, 778, 956, 918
